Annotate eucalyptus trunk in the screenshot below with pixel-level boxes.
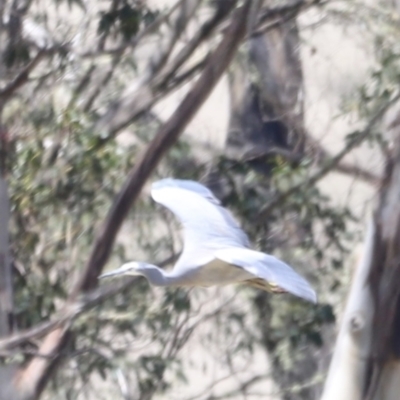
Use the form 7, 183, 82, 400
322, 122, 400, 400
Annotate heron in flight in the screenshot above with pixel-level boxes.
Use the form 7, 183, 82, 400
99, 178, 317, 303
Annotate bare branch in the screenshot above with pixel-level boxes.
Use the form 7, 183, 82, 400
99, 0, 311, 137
233, 132, 380, 186
0, 50, 45, 102
78, 0, 186, 111
13, 3, 254, 397
255, 0, 326, 33
154, 0, 238, 90
0, 252, 178, 351
75, 0, 254, 295
0, 277, 134, 350
82, 59, 121, 112
149, 0, 200, 77
79, 0, 183, 58
323, 152, 380, 186
260, 94, 400, 218
164, 56, 208, 91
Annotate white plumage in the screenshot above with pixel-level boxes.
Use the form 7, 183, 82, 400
100, 178, 317, 303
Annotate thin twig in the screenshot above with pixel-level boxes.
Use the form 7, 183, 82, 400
154, 0, 238, 90
260, 93, 400, 218
0, 50, 45, 101
79, 0, 183, 58
0, 253, 178, 350
98, 0, 317, 138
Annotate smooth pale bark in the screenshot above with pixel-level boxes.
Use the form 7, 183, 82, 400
370, 366, 400, 400
321, 221, 375, 400
362, 127, 400, 399
323, 119, 400, 400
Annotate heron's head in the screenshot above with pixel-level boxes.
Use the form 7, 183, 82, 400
98, 262, 145, 279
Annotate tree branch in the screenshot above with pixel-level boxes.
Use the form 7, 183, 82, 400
79, 0, 183, 58
0, 50, 45, 102
13, 2, 254, 398
260, 94, 400, 218
74, 0, 253, 295
306, 135, 381, 186
149, 0, 200, 77
0, 277, 135, 350
153, 0, 238, 90
96, 0, 230, 136
0, 252, 178, 350
97, 0, 312, 138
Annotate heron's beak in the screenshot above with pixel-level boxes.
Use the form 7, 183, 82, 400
98, 267, 127, 279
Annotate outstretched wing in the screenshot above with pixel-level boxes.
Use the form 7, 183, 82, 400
151, 179, 250, 268
214, 247, 317, 303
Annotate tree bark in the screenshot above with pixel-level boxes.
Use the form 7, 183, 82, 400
225, 20, 304, 173
322, 120, 400, 400
221, 17, 325, 400
321, 222, 375, 400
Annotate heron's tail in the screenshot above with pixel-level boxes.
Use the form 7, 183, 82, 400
215, 247, 317, 303
243, 278, 287, 294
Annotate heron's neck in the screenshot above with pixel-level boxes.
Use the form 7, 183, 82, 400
140, 265, 175, 286
141, 264, 194, 287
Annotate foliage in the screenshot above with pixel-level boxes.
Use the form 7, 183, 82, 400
98, 3, 159, 42
0, 0, 395, 399
9, 109, 136, 330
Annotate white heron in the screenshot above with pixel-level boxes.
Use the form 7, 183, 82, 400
99, 178, 317, 303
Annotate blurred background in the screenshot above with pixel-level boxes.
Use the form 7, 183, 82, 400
0, 0, 397, 399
